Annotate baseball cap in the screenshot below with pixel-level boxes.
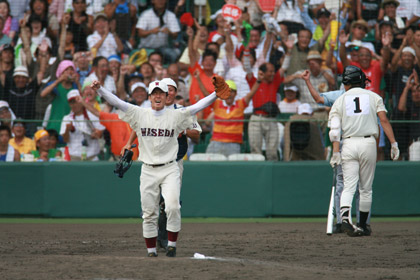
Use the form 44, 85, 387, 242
307, 50, 323, 61
402, 47, 416, 57
284, 85, 299, 92
13, 66, 29, 78
0, 100, 10, 109
225, 80, 237, 91
381, 0, 399, 8
1, 44, 13, 53
129, 72, 143, 80
94, 12, 108, 22
148, 80, 168, 95
161, 78, 177, 89
67, 89, 81, 101
34, 129, 49, 142
131, 82, 147, 93
298, 103, 313, 115
379, 20, 394, 28
316, 8, 331, 19
108, 54, 121, 63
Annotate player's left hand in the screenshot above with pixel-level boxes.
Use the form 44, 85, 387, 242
391, 142, 400, 161
330, 152, 341, 168
212, 75, 231, 100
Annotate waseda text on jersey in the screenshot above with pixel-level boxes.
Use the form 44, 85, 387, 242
140, 128, 175, 137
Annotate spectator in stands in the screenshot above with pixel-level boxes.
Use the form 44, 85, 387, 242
41, 60, 80, 133
379, 0, 405, 45
104, 0, 137, 50
285, 27, 330, 76
0, 101, 15, 129
60, 89, 105, 161
283, 103, 325, 161
398, 73, 420, 156
137, 62, 153, 88
274, 0, 305, 34
148, 51, 165, 80
208, 12, 239, 64
85, 56, 117, 94
46, 128, 60, 150
339, 30, 391, 97
29, 0, 59, 40
0, 1, 18, 41
31, 129, 61, 161
278, 84, 301, 113
284, 50, 335, 110
374, 20, 399, 55
0, 66, 42, 135
246, 62, 283, 161
390, 45, 418, 159
0, 124, 20, 161
0, 44, 14, 83
0, 14, 11, 46
166, 63, 188, 100
136, 0, 181, 64
80, 80, 101, 112
66, 0, 93, 52
130, 82, 151, 108
87, 13, 123, 59
206, 79, 259, 157
346, 19, 375, 54
108, 54, 121, 85
73, 51, 92, 86
357, 0, 381, 30
396, 0, 420, 27
9, 120, 35, 154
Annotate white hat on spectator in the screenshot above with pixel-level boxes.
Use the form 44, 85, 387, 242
67, 89, 80, 101
402, 47, 416, 57
131, 82, 147, 93
161, 78, 177, 89
0, 100, 10, 109
148, 80, 168, 95
298, 103, 313, 115
13, 66, 29, 78
284, 85, 299, 92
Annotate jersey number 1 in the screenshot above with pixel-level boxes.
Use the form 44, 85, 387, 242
353, 97, 362, 113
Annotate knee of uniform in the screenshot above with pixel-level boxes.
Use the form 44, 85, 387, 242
142, 206, 159, 218
165, 200, 181, 213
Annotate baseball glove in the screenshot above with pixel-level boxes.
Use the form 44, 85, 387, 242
212, 75, 231, 100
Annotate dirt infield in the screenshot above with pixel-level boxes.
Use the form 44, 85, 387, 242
1, 221, 419, 280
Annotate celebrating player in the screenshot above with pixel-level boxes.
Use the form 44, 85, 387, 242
328, 66, 399, 237
91, 75, 230, 257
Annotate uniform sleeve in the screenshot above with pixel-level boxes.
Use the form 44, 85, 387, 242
375, 94, 387, 113
328, 97, 343, 125
175, 108, 194, 133
190, 115, 202, 133
118, 104, 142, 131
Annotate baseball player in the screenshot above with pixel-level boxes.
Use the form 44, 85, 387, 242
328, 66, 399, 237
91, 76, 229, 257
122, 78, 202, 251
301, 70, 370, 233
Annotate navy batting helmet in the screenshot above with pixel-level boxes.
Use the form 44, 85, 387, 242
342, 65, 369, 88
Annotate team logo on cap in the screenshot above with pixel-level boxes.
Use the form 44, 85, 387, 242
155, 82, 159, 86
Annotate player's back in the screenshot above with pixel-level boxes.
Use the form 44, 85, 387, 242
331, 87, 386, 139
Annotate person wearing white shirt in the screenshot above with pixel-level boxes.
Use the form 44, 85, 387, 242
84, 56, 117, 94
136, 0, 180, 63
60, 90, 105, 161
87, 13, 123, 59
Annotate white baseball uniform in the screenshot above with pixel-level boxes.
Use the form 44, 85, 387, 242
97, 86, 216, 240
329, 87, 387, 213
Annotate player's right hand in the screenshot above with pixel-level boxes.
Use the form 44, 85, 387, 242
330, 152, 341, 168
391, 142, 400, 161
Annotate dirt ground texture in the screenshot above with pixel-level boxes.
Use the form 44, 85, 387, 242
1, 221, 419, 280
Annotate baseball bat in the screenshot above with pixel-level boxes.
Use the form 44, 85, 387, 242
326, 167, 337, 235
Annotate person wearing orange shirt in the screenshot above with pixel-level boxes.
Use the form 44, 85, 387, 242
206, 79, 260, 157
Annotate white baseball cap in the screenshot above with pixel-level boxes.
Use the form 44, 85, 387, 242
402, 46, 416, 57
161, 78, 177, 89
0, 100, 10, 109
148, 80, 168, 95
13, 66, 29, 78
67, 89, 81, 101
298, 103, 313, 115
284, 85, 299, 92
130, 82, 147, 93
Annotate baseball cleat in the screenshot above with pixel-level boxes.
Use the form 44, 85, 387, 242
166, 246, 176, 257
148, 252, 158, 257
362, 225, 372, 236
342, 221, 364, 237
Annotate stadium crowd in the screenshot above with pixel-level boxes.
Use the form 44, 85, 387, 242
0, 0, 420, 162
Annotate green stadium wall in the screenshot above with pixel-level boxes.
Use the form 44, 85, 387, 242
0, 161, 419, 218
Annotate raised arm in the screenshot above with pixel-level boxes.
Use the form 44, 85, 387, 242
397, 72, 414, 112
244, 71, 262, 104
187, 92, 217, 115
338, 30, 350, 67
300, 70, 325, 104
92, 81, 130, 112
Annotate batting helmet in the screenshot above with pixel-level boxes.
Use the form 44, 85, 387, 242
342, 65, 369, 88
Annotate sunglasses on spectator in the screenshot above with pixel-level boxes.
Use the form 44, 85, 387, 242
355, 25, 367, 32
350, 46, 360, 52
